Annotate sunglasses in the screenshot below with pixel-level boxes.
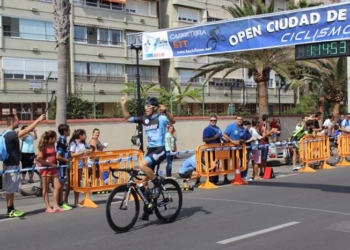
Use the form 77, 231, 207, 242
144, 105, 155, 109
210, 119, 217, 122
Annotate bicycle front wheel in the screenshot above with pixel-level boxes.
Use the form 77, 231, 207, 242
105, 185, 140, 233
154, 178, 182, 223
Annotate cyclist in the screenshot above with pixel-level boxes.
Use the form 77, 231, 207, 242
209, 26, 221, 41
120, 93, 175, 220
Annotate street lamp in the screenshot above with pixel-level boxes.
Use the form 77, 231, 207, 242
45, 71, 52, 120
278, 80, 286, 115
93, 74, 100, 119
201, 82, 208, 116
130, 44, 143, 152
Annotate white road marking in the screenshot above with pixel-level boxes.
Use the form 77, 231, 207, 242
188, 196, 350, 216
217, 221, 300, 244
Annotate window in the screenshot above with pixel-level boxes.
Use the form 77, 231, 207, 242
2, 57, 57, 79
126, 0, 151, 16
73, 0, 124, 11
178, 7, 199, 23
126, 66, 158, 82
74, 26, 123, 46
74, 62, 124, 77
111, 30, 122, 45
99, 28, 109, 45
126, 33, 142, 46
179, 69, 200, 83
2, 17, 54, 41
74, 26, 87, 42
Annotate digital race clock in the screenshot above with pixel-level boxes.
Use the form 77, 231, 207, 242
295, 40, 350, 60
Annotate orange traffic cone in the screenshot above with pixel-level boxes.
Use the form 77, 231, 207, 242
263, 167, 275, 179
231, 169, 248, 185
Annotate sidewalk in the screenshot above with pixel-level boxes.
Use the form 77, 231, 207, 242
0, 156, 292, 200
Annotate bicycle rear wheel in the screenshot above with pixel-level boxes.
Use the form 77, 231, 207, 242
105, 185, 140, 233
154, 178, 182, 223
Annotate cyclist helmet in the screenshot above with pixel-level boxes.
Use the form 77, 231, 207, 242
145, 97, 159, 107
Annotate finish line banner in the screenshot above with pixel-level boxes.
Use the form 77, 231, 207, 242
142, 2, 350, 60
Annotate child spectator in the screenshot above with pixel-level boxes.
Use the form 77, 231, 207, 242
37, 130, 64, 213
69, 129, 94, 207
19, 125, 37, 184
56, 124, 72, 211
165, 125, 177, 178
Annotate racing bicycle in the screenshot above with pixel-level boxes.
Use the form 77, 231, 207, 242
106, 167, 183, 233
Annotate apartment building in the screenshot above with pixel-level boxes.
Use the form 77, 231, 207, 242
0, 0, 327, 120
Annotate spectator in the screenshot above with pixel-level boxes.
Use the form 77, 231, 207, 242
69, 129, 95, 207
275, 119, 282, 142
334, 124, 341, 139
291, 119, 315, 171
2, 114, 45, 217
295, 120, 301, 130
37, 130, 65, 213
56, 124, 72, 211
178, 155, 217, 188
89, 128, 107, 183
338, 114, 345, 126
202, 115, 226, 184
165, 125, 177, 178
19, 125, 37, 184
224, 115, 246, 182
340, 113, 350, 133
313, 111, 322, 133
249, 119, 262, 180
241, 120, 254, 181
323, 114, 334, 136
178, 155, 201, 188
258, 114, 276, 176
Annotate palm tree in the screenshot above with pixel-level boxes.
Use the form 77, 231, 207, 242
157, 78, 202, 115
192, 0, 300, 115
53, 0, 71, 126
121, 82, 161, 99
286, 0, 323, 10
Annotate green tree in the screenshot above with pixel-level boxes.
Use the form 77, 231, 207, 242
157, 78, 202, 115
49, 90, 94, 119
53, 0, 71, 126
286, 0, 323, 10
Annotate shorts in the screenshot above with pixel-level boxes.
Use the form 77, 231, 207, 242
3, 165, 21, 194
58, 166, 66, 183
40, 167, 58, 177
251, 149, 261, 164
292, 141, 300, 152
260, 145, 269, 160
179, 171, 193, 179
144, 146, 166, 170
20, 153, 35, 173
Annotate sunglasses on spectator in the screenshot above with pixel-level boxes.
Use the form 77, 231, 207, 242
210, 119, 217, 122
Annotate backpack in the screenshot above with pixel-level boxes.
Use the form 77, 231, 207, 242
290, 126, 306, 142
0, 130, 12, 161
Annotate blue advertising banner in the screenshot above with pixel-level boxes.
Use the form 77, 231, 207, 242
142, 2, 350, 60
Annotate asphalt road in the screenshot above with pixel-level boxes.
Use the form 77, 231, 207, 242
1, 163, 350, 250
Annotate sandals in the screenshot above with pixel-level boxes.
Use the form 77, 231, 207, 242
45, 208, 55, 213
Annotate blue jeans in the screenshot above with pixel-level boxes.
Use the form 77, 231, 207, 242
166, 151, 174, 177
241, 149, 252, 179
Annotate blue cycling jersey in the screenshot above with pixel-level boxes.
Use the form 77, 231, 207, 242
129, 114, 169, 148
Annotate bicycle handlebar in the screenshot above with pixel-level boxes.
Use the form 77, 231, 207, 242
109, 167, 143, 180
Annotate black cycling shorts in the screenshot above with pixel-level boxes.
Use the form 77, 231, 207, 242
144, 146, 166, 170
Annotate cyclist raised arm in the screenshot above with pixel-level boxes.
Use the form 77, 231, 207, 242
120, 94, 175, 219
